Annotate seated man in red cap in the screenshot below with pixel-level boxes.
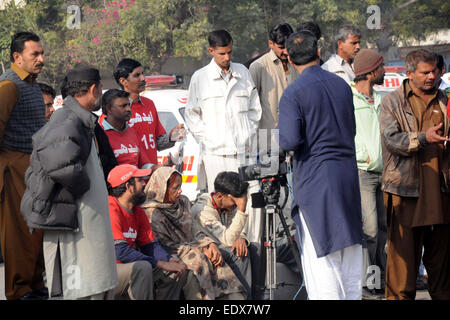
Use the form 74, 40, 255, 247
107, 164, 202, 300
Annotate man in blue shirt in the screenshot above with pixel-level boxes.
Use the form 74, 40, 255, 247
278, 30, 363, 300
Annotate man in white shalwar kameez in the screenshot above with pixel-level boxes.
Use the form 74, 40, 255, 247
185, 30, 262, 243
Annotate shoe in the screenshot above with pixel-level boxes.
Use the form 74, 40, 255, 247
362, 287, 384, 300
33, 287, 49, 300
18, 291, 43, 300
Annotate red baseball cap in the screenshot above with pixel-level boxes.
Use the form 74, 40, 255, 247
107, 164, 152, 188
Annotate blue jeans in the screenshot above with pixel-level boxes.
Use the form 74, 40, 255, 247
358, 170, 387, 284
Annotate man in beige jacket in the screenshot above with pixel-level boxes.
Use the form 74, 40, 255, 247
191, 171, 262, 299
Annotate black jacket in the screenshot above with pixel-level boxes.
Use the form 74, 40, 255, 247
21, 96, 98, 231
95, 123, 118, 180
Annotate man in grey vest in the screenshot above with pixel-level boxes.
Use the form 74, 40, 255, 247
0, 32, 47, 300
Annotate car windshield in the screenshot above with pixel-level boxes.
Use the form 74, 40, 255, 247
158, 111, 179, 132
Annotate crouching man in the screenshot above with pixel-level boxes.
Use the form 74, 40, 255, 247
107, 164, 202, 300
190, 171, 261, 299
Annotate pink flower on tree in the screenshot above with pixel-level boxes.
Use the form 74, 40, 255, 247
93, 37, 100, 44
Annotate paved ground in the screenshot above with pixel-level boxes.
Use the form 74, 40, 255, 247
0, 262, 431, 301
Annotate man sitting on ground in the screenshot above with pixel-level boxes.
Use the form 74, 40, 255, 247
190, 171, 261, 299
107, 164, 202, 300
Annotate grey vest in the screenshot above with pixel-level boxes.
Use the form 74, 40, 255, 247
0, 69, 46, 153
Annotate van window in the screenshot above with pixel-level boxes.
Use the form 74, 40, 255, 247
179, 107, 186, 120
157, 111, 179, 131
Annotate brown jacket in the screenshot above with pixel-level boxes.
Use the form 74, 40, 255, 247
380, 80, 450, 197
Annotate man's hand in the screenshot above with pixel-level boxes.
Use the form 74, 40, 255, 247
229, 194, 248, 213
203, 243, 223, 268
156, 260, 187, 278
169, 124, 186, 142
231, 238, 248, 258
426, 123, 449, 144
366, 156, 370, 164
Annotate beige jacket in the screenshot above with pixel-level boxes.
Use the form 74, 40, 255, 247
190, 193, 249, 247
249, 49, 299, 129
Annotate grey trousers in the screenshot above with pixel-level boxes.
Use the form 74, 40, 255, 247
219, 243, 261, 300
358, 170, 387, 287
114, 261, 202, 300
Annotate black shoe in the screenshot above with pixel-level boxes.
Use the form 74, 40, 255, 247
18, 291, 43, 300
33, 287, 49, 300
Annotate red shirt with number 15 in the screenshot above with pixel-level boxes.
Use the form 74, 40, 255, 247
128, 96, 166, 164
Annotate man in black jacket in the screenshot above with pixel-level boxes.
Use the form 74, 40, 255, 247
60, 75, 117, 180
21, 65, 118, 299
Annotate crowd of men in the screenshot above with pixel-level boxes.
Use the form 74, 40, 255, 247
0, 20, 449, 301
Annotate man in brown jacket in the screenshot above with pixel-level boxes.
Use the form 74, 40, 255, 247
380, 49, 450, 300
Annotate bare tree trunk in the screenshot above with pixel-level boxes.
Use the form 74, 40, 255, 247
0, 61, 5, 74
377, 0, 420, 58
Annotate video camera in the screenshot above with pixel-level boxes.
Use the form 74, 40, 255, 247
238, 150, 290, 207
238, 150, 288, 182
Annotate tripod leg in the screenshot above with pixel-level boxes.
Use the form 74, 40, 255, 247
277, 207, 304, 286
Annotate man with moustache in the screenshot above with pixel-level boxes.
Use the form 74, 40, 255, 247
38, 83, 56, 121
21, 65, 118, 299
380, 49, 450, 299
0, 32, 47, 300
107, 164, 199, 300
322, 25, 361, 83
351, 49, 387, 299
100, 89, 152, 169
249, 23, 299, 131
112, 59, 184, 166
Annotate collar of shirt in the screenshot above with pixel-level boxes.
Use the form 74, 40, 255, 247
11, 62, 34, 83
334, 54, 353, 67
208, 58, 240, 82
102, 118, 129, 132
268, 49, 280, 64
405, 80, 439, 102
210, 192, 226, 215
350, 82, 377, 105
130, 96, 143, 105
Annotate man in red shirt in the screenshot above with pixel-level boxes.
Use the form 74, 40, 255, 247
107, 164, 201, 299
113, 59, 185, 165
101, 89, 152, 169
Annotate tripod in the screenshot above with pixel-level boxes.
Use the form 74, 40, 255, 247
259, 175, 304, 300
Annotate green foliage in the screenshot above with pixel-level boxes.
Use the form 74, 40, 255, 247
0, 0, 448, 86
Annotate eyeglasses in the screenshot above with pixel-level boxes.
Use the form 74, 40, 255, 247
44, 103, 54, 108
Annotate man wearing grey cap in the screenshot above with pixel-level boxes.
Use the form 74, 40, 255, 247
21, 65, 118, 299
351, 49, 386, 299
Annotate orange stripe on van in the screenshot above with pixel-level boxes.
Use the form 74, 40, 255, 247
182, 175, 197, 183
